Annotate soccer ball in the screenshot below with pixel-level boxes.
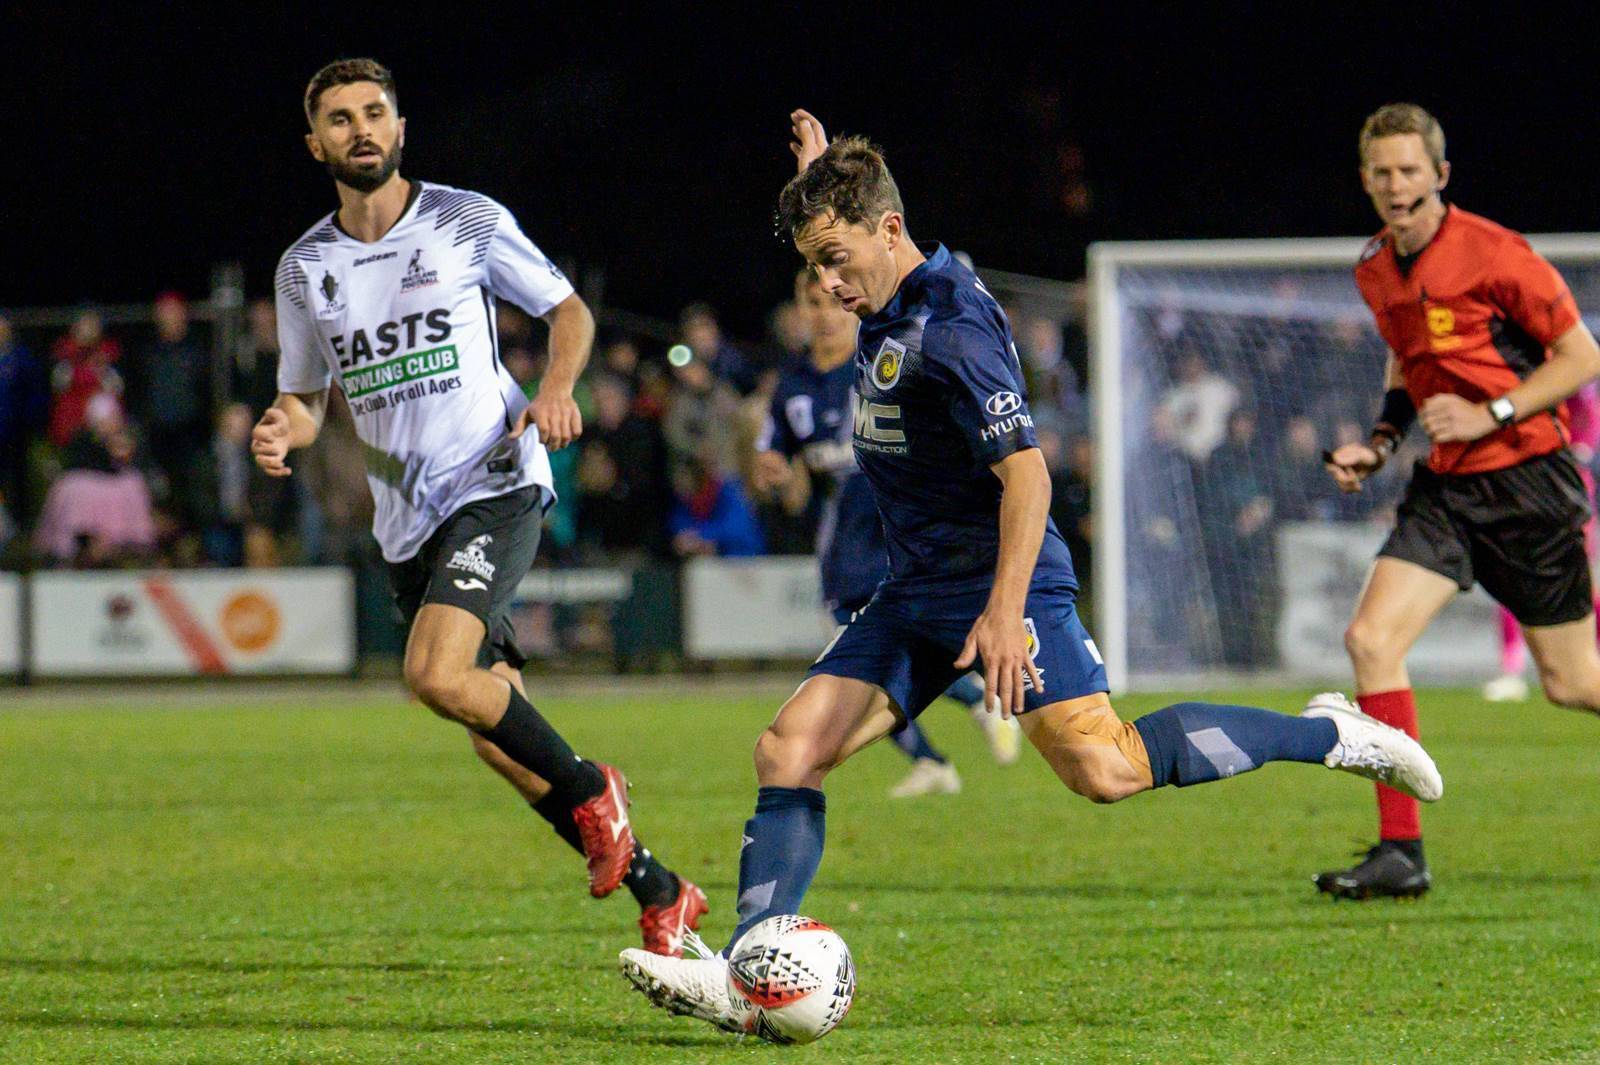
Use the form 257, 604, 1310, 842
725, 914, 855, 1044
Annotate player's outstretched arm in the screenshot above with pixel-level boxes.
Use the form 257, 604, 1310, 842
514, 292, 595, 451
956, 447, 1049, 717
1421, 322, 1600, 443
789, 109, 828, 173
251, 390, 327, 478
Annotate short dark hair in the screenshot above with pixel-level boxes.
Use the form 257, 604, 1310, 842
777, 135, 905, 239
304, 58, 398, 124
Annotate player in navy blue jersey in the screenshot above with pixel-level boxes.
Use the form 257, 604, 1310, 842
754, 268, 1020, 797
618, 111, 1445, 1036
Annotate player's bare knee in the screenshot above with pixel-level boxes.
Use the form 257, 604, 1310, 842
403, 659, 471, 722
754, 727, 833, 787
1343, 618, 1395, 673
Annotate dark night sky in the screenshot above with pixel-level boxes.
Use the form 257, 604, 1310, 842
8, 6, 1600, 339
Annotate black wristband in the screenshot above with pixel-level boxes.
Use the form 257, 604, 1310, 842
1374, 387, 1416, 441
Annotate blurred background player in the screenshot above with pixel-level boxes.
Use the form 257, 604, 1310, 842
253, 58, 704, 954
752, 267, 1021, 798
1323, 103, 1600, 898
618, 111, 1442, 1037
1484, 381, 1600, 702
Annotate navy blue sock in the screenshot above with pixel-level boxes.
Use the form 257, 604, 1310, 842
1133, 702, 1338, 787
727, 786, 826, 951
941, 673, 985, 707
890, 718, 946, 764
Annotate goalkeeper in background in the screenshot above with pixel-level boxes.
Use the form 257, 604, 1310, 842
1322, 102, 1600, 899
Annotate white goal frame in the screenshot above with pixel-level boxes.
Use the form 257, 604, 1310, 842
1089, 234, 1600, 692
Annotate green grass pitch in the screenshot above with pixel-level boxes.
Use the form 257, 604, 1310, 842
2, 684, 1598, 1063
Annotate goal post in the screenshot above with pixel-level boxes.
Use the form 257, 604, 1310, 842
1090, 234, 1600, 692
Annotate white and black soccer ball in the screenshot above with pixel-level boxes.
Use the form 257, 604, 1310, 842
725, 914, 855, 1044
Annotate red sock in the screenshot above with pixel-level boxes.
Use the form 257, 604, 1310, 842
1357, 689, 1421, 840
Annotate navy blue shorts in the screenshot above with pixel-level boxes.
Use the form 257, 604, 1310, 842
810, 579, 1107, 719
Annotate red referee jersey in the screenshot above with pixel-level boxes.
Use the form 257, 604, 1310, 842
1354, 205, 1582, 475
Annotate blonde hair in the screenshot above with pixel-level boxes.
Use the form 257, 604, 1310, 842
1359, 103, 1446, 171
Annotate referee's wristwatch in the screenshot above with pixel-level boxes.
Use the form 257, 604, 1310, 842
1488, 396, 1517, 426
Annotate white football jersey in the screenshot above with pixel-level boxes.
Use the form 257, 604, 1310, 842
274, 181, 574, 562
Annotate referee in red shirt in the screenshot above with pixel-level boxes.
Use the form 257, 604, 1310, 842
1323, 103, 1600, 898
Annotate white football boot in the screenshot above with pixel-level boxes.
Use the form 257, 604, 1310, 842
1301, 692, 1443, 802
619, 931, 749, 1035
969, 685, 1021, 766
888, 757, 961, 798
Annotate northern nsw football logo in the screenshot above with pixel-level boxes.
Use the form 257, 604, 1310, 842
446, 533, 496, 583
401, 248, 440, 293
871, 338, 907, 390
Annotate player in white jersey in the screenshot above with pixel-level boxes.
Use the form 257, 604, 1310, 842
252, 58, 705, 956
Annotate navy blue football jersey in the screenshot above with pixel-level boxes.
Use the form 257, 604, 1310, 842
763, 355, 887, 609
852, 244, 1076, 592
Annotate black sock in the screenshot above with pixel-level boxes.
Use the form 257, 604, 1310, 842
1388, 837, 1425, 864
529, 796, 677, 908
531, 792, 587, 855
624, 846, 679, 909
480, 687, 604, 808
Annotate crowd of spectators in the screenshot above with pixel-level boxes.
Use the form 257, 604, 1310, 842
0, 287, 1095, 606
1125, 287, 1429, 672
0, 295, 372, 572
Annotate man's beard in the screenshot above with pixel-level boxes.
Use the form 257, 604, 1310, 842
327, 140, 402, 193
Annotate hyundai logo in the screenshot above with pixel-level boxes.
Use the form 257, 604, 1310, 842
985, 391, 1022, 417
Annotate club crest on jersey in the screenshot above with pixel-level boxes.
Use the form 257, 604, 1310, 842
871, 338, 907, 390
318, 271, 345, 316
401, 249, 440, 293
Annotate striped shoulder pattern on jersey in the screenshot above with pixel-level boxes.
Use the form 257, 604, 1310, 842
417, 185, 500, 267
275, 220, 339, 308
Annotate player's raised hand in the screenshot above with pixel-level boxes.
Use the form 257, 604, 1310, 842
1420, 393, 1497, 443
516, 387, 583, 450
251, 407, 293, 477
955, 609, 1044, 719
790, 109, 829, 174
1323, 442, 1384, 494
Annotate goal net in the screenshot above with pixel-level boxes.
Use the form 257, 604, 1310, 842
1091, 235, 1600, 690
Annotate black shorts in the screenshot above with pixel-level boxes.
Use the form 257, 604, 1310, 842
1379, 451, 1593, 627
387, 486, 546, 669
